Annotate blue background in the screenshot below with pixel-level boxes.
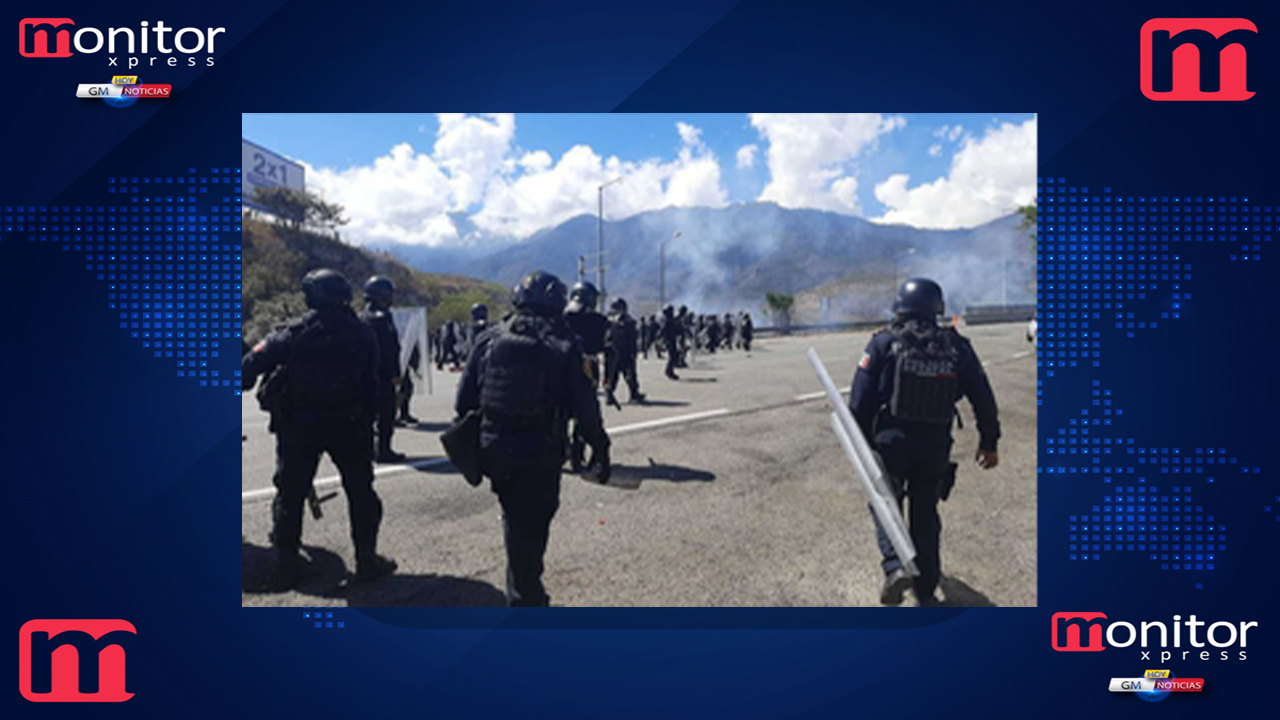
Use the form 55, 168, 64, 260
3, 0, 1277, 716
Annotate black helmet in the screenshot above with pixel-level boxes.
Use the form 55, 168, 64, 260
893, 278, 945, 318
513, 271, 567, 315
662, 304, 674, 317
302, 269, 353, 309
363, 275, 395, 306
470, 303, 489, 321
569, 281, 600, 310
610, 297, 628, 314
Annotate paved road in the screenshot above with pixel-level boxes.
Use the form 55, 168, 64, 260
242, 322, 1036, 607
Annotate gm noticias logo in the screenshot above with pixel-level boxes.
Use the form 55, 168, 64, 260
18, 620, 136, 702
1140, 18, 1257, 101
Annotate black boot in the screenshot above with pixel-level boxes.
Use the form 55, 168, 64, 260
355, 554, 397, 582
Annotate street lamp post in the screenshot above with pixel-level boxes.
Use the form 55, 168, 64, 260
662, 230, 681, 309
1002, 259, 1009, 309
893, 246, 916, 290
597, 177, 622, 310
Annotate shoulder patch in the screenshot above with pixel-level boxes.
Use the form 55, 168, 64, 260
858, 353, 871, 369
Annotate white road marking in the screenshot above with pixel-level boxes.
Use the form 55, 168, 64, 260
242, 456, 451, 502
1011, 350, 1032, 359
795, 388, 850, 401
608, 408, 730, 435
242, 409, 730, 502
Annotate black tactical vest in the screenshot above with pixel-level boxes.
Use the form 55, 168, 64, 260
286, 311, 368, 416
480, 316, 556, 424
886, 323, 960, 425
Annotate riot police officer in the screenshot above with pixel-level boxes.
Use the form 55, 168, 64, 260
848, 278, 999, 606
739, 312, 754, 352
455, 271, 611, 606
469, 302, 490, 350
660, 305, 681, 380
722, 312, 736, 351
438, 321, 462, 370
242, 269, 396, 588
362, 276, 406, 463
604, 297, 645, 405
563, 281, 610, 469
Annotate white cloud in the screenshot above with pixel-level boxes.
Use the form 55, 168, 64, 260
873, 116, 1037, 229
736, 144, 758, 169
928, 144, 942, 157
933, 124, 964, 142
748, 113, 905, 214
676, 122, 703, 146
474, 123, 726, 238
305, 115, 728, 247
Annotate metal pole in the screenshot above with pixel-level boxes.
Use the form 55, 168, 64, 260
597, 186, 604, 306
1002, 260, 1009, 309
659, 242, 665, 309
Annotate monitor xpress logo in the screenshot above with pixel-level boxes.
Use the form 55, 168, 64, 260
19, 620, 137, 702
1052, 612, 1258, 662
1140, 18, 1257, 100
19, 18, 223, 68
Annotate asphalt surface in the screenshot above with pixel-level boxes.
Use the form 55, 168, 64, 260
242, 322, 1036, 607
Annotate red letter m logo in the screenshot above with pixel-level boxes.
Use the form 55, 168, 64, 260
1141, 18, 1257, 101
1051, 612, 1108, 652
18, 18, 75, 58
18, 620, 136, 702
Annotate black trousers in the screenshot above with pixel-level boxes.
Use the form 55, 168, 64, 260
374, 381, 397, 453
397, 371, 414, 419
605, 353, 641, 399
438, 345, 460, 369
271, 417, 382, 563
867, 426, 952, 599
487, 456, 562, 607
664, 339, 680, 377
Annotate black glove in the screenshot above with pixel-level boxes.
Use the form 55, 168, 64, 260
585, 445, 611, 484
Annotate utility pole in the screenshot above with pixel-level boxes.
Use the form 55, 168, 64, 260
597, 177, 622, 311
893, 246, 915, 290
662, 229, 681, 309
1002, 259, 1009, 309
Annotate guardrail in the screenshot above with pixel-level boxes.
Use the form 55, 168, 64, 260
756, 305, 1035, 336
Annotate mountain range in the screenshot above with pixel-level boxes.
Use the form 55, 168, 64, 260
379, 202, 1035, 321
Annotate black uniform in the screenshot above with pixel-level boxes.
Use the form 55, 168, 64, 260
456, 311, 609, 606
705, 316, 721, 354
438, 322, 461, 370
660, 309, 682, 379
362, 305, 402, 458
605, 312, 642, 402
739, 314, 754, 351
397, 345, 421, 424
564, 305, 610, 466
848, 318, 999, 601
242, 306, 385, 580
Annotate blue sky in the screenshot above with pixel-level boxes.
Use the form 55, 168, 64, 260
241, 112, 1037, 247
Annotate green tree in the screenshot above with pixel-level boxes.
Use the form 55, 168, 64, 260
1018, 203, 1037, 252
765, 292, 795, 331
252, 187, 348, 236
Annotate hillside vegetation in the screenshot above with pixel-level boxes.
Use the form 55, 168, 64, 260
243, 216, 510, 345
